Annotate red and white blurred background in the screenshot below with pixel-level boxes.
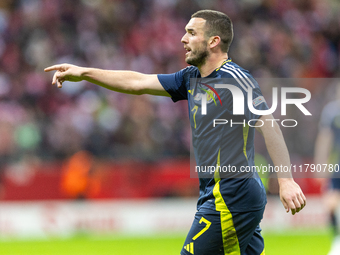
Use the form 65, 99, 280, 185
0, 0, 338, 238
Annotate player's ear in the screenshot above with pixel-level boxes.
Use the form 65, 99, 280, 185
208, 36, 221, 50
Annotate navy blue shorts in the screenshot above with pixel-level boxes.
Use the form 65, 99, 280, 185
329, 171, 340, 190
180, 207, 265, 255
330, 178, 340, 190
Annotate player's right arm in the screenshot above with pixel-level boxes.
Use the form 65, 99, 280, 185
44, 63, 171, 97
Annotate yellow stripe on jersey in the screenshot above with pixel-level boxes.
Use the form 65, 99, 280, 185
243, 125, 249, 160
213, 149, 241, 255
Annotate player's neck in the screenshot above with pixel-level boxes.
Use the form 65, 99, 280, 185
198, 53, 229, 77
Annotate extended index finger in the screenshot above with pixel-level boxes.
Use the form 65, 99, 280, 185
44, 65, 64, 72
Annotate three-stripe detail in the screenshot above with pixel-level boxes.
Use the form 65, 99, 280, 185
220, 63, 255, 91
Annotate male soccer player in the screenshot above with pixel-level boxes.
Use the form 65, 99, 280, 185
315, 87, 340, 255
45, 10, 306, 255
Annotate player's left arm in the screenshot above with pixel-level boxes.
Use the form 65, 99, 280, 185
256, 114, 307, 215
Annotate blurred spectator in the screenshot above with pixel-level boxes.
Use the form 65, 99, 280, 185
61, 150, 101, 199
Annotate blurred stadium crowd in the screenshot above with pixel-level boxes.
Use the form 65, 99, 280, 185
0, 0, 339, 170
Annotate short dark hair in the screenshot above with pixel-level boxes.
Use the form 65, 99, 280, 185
191, 10, 233, 53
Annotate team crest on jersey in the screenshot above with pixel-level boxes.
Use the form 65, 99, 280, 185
206, 89, 216, 104
192, 83, 222, 108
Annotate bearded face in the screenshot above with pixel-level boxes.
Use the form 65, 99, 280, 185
184, 39, 209, 67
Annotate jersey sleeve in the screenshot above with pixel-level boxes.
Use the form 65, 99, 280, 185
157, 67, 191, 102
246, 84, 269, 120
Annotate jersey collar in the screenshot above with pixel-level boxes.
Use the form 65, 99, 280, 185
200, 58, 232, 78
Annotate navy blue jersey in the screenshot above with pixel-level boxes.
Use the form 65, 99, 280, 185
158, 60, 268, 212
